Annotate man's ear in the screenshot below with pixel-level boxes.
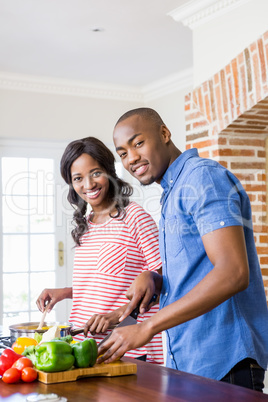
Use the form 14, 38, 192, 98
161, 125, 171, 143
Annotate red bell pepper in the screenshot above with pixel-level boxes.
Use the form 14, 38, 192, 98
0, 348, 22, 376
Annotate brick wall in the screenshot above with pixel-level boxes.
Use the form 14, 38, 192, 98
185, 31, 268, 299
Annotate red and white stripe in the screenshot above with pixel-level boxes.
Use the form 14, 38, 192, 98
69, 202, 163, 364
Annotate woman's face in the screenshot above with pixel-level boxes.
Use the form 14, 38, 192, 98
70, 153, 110, 211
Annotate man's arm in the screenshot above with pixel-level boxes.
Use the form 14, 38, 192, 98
98, 225, 249, 363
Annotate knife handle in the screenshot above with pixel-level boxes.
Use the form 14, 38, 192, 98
130, 293, 158, 319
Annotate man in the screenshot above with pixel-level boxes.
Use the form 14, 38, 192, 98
98, 107, 268, 391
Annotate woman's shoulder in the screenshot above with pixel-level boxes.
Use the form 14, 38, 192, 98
124, 201, 153, 222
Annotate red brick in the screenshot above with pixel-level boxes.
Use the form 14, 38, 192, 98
258, 194, 266, 202
231, 58, 241, 116
220, 69, 229, 115
218, 137, 227, 145
215, 84, 224, 130
185, 103, 190, 111
263, 31, 268, 42
229, 138, 265, 147
204, 93, 212, 123
227, 75, 235, 120
238, 52, 244, 65
258, 38, 267, 84
219, 161, 228, 168
258, 150, 266, 158
257, 246, 268, 255
248, 193, 256, 202
260, 235, 268, 243
199, 150, 209, 158
253, 225, 268, 233
217, 148, 255, 157
186, 144, 191, 150
250, 43, 257, 53
240, 65, 247, 111
193, 121, 208, 129
214, 73, 220, 85
198, 87, 205, 116
252, 52, 261, 101
185, 94, 191, 102
243, 183, 266, 192
208, 79, 217, 122
225, 64, 231, 75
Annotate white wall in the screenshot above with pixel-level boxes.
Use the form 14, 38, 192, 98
0, 89, 140, 147
193, 0, 268, 86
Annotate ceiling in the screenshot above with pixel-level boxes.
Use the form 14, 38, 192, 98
0, 0, 193, 87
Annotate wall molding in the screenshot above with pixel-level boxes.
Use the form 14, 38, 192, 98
0, 69, 193, 103
167, 0, 251, 30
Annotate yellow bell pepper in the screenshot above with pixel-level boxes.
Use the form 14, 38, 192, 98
12, 337, 38, 354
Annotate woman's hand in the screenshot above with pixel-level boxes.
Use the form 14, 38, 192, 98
36, 287, 72, 313
83, 305, 127, 337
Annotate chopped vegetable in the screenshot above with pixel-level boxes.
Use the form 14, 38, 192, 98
0, 348, 22, 376
72, 338, 98, 368
34, 332, 43, 344
40, 325, 61, 343
34, 340, 74, 372
12, 337, 38, 354
53, 335, 73, 344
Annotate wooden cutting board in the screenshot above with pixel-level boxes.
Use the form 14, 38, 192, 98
37, 360, 137, 384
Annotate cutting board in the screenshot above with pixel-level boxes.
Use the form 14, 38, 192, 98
37, 360, 137, 384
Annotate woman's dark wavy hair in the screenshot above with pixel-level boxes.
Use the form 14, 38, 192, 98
60, 137, 133, 246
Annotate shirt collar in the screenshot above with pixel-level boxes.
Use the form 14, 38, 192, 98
160, 148, 199, 193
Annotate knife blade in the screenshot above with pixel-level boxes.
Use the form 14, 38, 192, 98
98, 293, 157, 348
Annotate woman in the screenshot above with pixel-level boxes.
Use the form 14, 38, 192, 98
37, 137, 163, 363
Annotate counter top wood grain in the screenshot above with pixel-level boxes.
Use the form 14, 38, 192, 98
1, 357, 267, 401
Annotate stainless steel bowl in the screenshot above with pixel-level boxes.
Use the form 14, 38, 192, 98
9, 322, 73, 344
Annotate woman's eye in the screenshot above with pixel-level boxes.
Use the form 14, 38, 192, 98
73, 177, 81, 182
92, 171, 102, 178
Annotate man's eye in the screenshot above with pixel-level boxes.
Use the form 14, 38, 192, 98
119, 152, 126, 159
135, 141, 143, 147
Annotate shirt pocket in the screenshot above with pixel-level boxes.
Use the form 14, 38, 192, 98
164, 217, 183, 257
97, 243, 127, 276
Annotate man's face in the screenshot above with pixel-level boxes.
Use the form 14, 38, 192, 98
113, 115, 170, 185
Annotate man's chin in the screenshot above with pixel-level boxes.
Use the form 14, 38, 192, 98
139, 176, 155, 186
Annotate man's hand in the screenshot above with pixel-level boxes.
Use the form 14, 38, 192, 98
119, 269, 162, 323
97, 320, 153, 364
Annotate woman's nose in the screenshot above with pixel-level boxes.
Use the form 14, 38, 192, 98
83, 176, 95, 189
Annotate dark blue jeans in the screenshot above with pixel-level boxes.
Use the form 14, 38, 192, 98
220, 358, 265, 392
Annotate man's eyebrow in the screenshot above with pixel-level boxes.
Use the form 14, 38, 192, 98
115, 133, 142, 151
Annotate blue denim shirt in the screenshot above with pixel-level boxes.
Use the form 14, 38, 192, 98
159, 148, 268, 380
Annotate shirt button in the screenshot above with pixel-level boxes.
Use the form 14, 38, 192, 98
170, 179, 173, 183
220, 221, 225, 226
170, 354, 173, 359
165, 292, 168, 297
162, 228, 164, 232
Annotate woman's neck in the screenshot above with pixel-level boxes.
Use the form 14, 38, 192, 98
89, 204, 117, 224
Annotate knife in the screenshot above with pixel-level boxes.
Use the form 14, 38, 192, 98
97, 293, 158, 348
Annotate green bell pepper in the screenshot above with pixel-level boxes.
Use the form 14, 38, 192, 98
35, 340, 75, 372
72, 338, 98, 368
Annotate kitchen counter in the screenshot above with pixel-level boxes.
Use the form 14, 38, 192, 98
0, 357, 267, 401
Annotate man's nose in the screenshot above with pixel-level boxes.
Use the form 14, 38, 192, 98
128, 149, 140, 165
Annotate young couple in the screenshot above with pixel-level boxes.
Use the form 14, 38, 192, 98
37, 108, 268, 391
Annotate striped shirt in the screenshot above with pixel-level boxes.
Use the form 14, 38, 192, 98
69, 201, 163, 364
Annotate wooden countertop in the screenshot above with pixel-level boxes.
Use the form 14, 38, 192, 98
1, 357, 267, 401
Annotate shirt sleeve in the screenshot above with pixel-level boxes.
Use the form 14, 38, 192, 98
183, 164, 247, 237
124, 202, 162, 271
